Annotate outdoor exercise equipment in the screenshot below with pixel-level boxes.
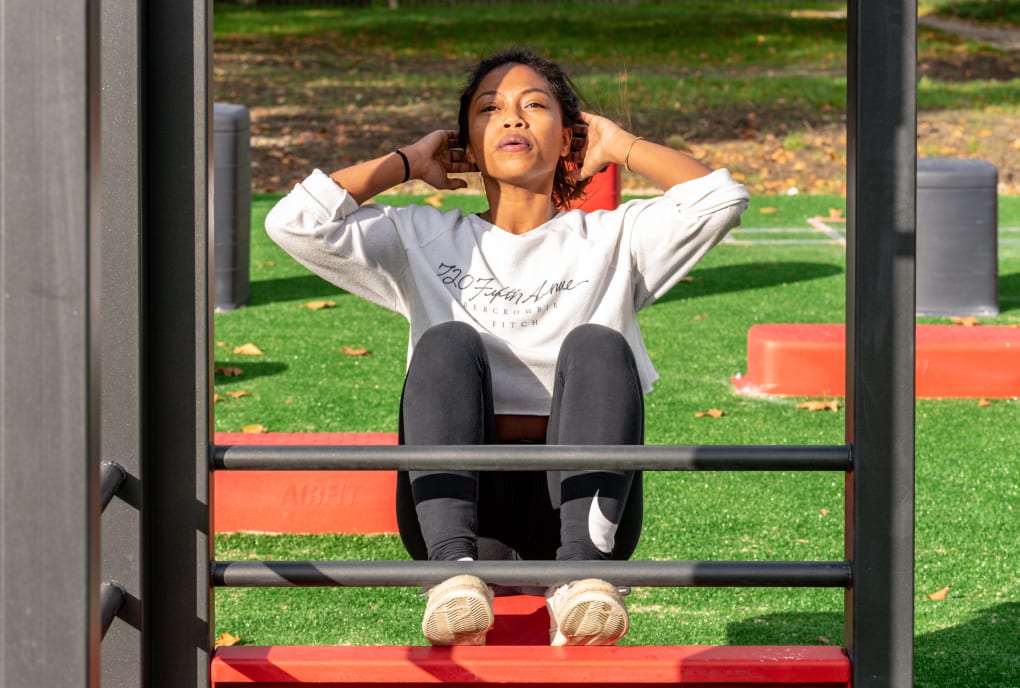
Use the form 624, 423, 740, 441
0, 1, 915, 686
734, 323, 1020, 398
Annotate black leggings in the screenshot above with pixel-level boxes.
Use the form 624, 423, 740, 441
395, 322, 644, 562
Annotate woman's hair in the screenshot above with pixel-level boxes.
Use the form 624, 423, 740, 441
457, 48, 592, 209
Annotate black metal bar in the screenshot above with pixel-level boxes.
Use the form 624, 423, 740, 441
100, 462, 128, 513
212, 443, 851, 472
213, 560, 852, 590
845, 0, 917, 686
100, 581, 128, 639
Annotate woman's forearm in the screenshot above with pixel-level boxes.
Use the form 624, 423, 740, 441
328, 150, 410, 205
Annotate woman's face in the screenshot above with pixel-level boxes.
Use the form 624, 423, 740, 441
464, 63, 572, 192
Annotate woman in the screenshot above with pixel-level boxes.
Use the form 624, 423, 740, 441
266, 48, 749, 647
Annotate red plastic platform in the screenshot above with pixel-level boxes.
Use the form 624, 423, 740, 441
212, 643, 850, 687
211, 598, 850, 686
733, 323, 1020, 398
214, 432, 399, 534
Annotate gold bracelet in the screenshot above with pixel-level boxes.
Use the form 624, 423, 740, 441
624, 136, 645, 173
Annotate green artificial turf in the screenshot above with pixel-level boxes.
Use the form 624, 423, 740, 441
213, 192, 1020, 687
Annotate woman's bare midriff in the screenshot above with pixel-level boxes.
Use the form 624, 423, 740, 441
495, 414, 548, 443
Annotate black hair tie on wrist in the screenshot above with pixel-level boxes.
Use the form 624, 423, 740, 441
394, 149, 410, 183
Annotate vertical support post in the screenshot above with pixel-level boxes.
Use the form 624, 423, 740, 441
1, 0, 102, 686
845, 0, 916, 686
100, 0, 145, 684
143, 1, 213, 686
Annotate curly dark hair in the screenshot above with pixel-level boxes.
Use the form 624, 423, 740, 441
457, 48, 592, 210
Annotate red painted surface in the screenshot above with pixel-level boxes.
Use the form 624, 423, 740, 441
213, 432, 398, 534
211, 643, 851, 686
733, 323, 1020, 398
569, 163, 621, 212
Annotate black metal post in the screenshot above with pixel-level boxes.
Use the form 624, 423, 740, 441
143, 1, 213, 687
845, 1, 917, 686
0, 0, 102, 685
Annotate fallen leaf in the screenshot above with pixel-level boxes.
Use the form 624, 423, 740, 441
828, 207, 844, 220
227, 390, 250, 399
679, 276, 695, 283
242, 424, 267, 434
818, 636, 832, 645
695, 408, 725, 418
216, 366, 244, 377
213, 393, 224, 403
216, 341, 229, 350
978, 398, 993, 407
258, 260, 276, 269
693, 314, 707, 321
927, 585, 951, 601
950, 316, 980, 327
342, 346, 370, 356
423, 193, 444, 208
232, 342, 264, 356
819, 508, 830, 517
795, 538, 809, 544
796, 399, 840, 412
303, 300, 336, 310
215, 632, 241, 649
759, 206, 779, 214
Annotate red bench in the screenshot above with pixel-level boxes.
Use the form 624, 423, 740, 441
733, 323, 1020, 398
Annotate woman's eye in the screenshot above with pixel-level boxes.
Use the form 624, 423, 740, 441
480, 104, 497, 113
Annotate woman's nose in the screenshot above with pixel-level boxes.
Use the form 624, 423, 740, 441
502, 110, 524, 127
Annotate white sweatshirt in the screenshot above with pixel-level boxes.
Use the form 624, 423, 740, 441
266, 169, 749, 415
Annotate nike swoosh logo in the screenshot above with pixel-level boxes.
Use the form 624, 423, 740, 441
587, 489, 619, 554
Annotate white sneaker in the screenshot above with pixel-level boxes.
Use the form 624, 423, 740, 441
546, 578, 630, 646
422, 574, 494, 646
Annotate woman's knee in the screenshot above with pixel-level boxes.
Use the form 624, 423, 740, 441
561, 324, 632, 363
414, 321, 485, 361
407, 322, 487, 385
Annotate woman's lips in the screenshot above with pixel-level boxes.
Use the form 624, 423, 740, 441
497, 135, 532, 152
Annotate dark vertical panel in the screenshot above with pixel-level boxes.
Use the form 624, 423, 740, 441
0, 0, 102, 685
844, 0, 916, 686
100, 0, 145, 684
143, 0, 213, 686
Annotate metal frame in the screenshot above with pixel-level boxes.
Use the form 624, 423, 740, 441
1, 0, 102, 686
0, 0, 914, 685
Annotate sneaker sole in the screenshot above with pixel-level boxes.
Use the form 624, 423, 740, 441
552, 580, 629, 646
422, 575, 494, 646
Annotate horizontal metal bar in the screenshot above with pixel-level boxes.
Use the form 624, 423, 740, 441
212, 559, 852, 589
212, 444, 851, 472
100, 461, 127, 512
100, 580, 127, 639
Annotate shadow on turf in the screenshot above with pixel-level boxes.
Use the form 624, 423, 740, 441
726, 611, 843, 647
248, 275, 349, 307
914, 601, 1020, 686
997, 271, 1020, 315
726, 602, 1020, 686
658, 261, 843, 303
214, 360, 288, 381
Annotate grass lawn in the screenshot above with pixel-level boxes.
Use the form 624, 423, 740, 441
213, 192, 1020, 687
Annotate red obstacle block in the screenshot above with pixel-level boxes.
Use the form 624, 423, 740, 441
569, 163, 620, 212
211, 643, 850, 687
733, 323, 1020, 398
212, 598, 850, 686
213, 432, 399, 534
